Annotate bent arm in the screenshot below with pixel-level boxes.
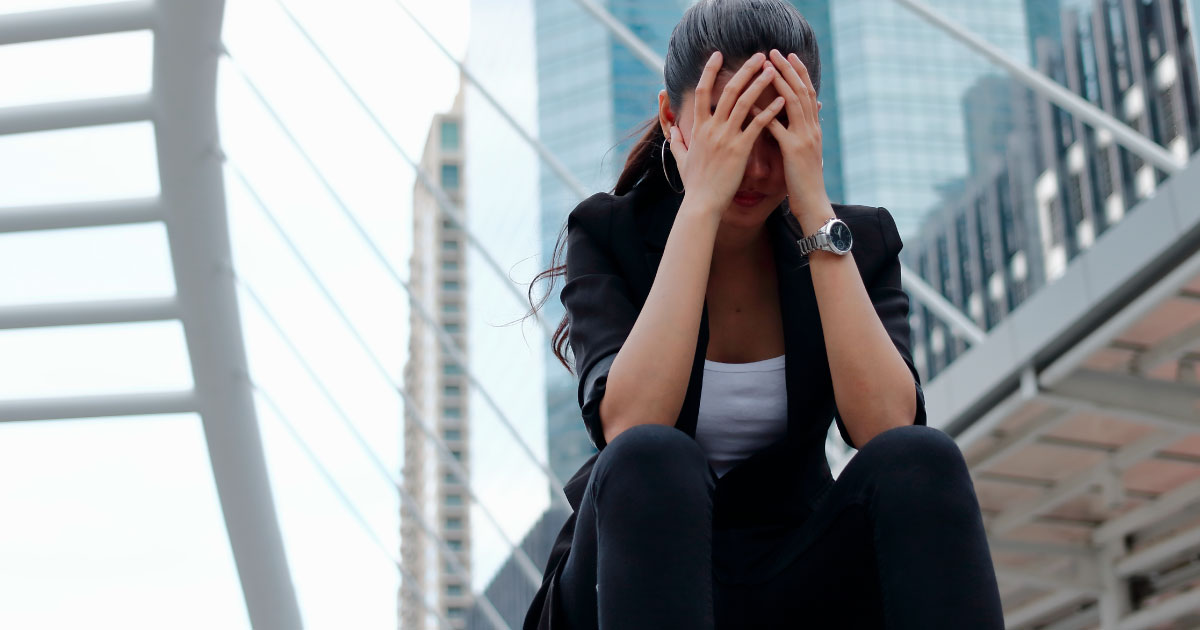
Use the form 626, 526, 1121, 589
598, 196, 721, 445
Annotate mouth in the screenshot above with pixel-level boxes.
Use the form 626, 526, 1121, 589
732, 190, 766, 206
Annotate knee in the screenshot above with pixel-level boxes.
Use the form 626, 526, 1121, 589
593, 423, 711, 494
857, 424, 970, 489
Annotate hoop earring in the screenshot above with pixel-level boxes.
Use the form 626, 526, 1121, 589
660, 139, 685, 194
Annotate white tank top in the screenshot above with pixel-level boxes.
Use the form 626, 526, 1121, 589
694, 353, 788, 478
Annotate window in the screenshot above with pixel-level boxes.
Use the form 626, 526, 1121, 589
445, 407, 461, 418
447, 539, 463, 550
440, 121, 460, 150
446, 517, 462, 530
444, 323, 461, 333
442, 280, 460, 291
451, 450, 463, 461
447, 584, 464, 596
442, 302, 461, 314
441, 239, 458, 251
441, 260, 459, 271
445, 494, 463, 506
444, 472, 458, 484
441, 163, 460, 190
443, 429, 461, 441
443, 363, 461, 375
444, 385, 461, 396
448, 607, 465, 619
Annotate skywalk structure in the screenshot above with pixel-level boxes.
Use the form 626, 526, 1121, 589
403, 88, 473, 630
0, 1, 301, 629
903, 1, 1200, 627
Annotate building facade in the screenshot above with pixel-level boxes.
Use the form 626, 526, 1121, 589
401, 87, 473, 630
830, 0, 1037, 238
533, 0, 688, 494
903, 0, 1200, 381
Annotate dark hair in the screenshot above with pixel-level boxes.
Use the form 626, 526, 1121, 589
526, 0, 823, 374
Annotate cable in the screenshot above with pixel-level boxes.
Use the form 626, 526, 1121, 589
252, 383, 455, 630
218, 58, 569, 500
234, 268, 546, 589
223, 156, 567, 501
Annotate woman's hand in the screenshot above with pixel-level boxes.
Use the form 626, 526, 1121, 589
667, 50, 785, 215
753, 48, 829, 214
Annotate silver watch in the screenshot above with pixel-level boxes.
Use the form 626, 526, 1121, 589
796, 216, 853, 256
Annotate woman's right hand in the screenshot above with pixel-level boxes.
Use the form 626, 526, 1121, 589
667, 50, 784, 214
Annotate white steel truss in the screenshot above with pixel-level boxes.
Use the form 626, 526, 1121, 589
0, 2, 301, 628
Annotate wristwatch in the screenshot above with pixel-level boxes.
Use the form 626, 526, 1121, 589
796, 216, 853, 256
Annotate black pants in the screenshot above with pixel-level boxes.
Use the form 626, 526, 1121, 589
558, 422, 1005, 629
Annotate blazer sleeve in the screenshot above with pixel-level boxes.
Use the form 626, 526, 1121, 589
832, 206, 928, 450
559, 193, 639, 451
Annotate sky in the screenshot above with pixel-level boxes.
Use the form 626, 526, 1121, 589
0, 0, 551, 628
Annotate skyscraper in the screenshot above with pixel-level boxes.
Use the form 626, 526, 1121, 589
830, 0, 1035, 238
402, 86, 471, 630
534, 0, 687, 492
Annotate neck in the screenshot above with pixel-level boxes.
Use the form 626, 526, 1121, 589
711, 215, 773, 271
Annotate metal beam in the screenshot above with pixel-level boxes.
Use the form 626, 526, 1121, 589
1093, 476, 1200, 544
1115, 586, 1200, 630
987, 538, 1094, 559
1130, 319, 1200, 375
1115, 519, 1200, 577
0, 390, 196, 423
385, 0, 589, 199
1039, 248, 1200, 388
0, 197, 160, 233
988, 428, 1184, 535
968, 405, 1075, 472
1039, 369, 1200, 431
0, 297, 178, 330
568, 0, 664, 74
900, 264, 988, 344
1002, 590, 1091, 629
894, 0, 1186, 174
153, 1, 301, 627
0, 0, 155, 46
994, 567, 1101, 594
0, 93, 153, 136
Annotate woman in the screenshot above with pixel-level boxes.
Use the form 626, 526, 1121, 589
523, 1, 1004, 628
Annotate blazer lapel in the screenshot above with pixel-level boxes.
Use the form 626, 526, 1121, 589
766, 209, 832, 446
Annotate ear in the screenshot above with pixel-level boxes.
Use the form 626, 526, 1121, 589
657, 89, 674, 135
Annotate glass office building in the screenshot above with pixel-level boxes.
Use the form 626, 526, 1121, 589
534, 0, 686, 490
830, 0, 1035, 238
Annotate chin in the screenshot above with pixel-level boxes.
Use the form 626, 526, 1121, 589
722, 196, 785, 226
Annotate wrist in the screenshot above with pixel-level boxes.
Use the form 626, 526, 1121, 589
679, 194, 724, 230
790, 197, 836, 236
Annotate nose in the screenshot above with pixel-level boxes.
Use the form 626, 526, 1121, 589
745, 133, 774, 179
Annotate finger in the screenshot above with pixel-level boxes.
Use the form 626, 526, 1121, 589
713, 52, 767, 122
694, 51, 722, 124
770, 49, 811, 125
769, 50, 806, 98
746, 98, 786, 138
668, 125, 687, 165
728, 63, 776, 130
787, 52, 819, 124
766, 69, 802, 128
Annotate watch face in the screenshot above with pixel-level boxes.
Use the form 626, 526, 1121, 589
829, 221, 853, 252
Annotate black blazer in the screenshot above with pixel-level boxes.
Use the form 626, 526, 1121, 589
524, 174, 927, 630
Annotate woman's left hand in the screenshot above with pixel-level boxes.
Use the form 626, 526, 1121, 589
754, 48, 829, 214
